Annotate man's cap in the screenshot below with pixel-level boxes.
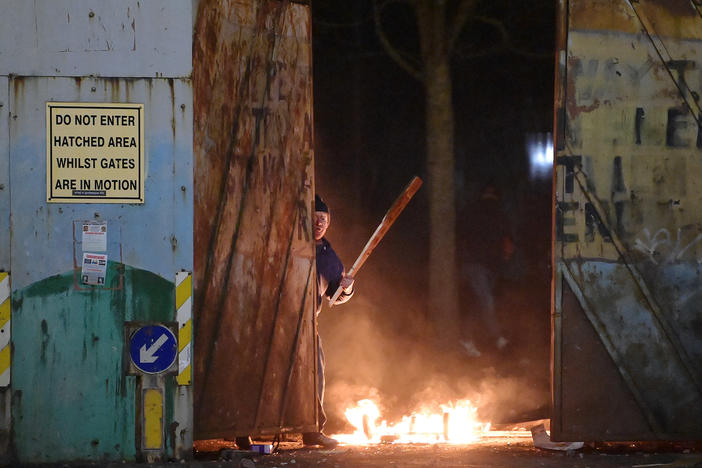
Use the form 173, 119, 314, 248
315, 194, 329, 213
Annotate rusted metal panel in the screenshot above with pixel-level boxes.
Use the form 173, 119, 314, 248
553, 0, 702, 440
0, 0, 191, 78
193, 0, 316, 438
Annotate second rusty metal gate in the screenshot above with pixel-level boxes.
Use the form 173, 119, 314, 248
553, 0, 702, 441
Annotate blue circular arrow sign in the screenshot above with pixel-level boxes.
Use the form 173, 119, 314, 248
129, 325, 178, 374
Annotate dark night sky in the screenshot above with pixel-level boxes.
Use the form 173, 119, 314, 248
310, 1, 555, 430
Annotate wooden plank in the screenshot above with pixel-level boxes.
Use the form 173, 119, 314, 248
329, 176, 422, 305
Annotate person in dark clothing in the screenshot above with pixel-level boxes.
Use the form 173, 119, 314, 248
458, 183, 512, 357
302, 194, 354, 448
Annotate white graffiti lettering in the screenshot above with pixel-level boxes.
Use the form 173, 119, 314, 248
634, 228, 702, 264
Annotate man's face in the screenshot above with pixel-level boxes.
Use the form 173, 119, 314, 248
314, 211, 330, 241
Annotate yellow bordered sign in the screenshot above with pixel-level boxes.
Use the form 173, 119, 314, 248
46, 102, 144, 203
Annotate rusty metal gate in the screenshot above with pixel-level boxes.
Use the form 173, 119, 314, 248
553, 0, 702, 441
193, 0, 317, 439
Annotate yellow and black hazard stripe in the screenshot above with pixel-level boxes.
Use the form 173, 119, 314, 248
175, 271, 192, 386
0, 272, 10, 387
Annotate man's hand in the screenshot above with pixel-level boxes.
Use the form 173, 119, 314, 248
340, 273, 354, 293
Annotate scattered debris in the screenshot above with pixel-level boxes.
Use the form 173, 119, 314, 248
251, 443, 272, 454
220, 448, 259, 468
531, 424, 584, 452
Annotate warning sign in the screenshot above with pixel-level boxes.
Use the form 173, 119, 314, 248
46, 102, 144, 203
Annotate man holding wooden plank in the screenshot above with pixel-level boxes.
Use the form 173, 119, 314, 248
303, 194, 355, 448
305, 179, 421, 448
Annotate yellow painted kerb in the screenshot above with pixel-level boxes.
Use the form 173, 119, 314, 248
144, 388, 163, 450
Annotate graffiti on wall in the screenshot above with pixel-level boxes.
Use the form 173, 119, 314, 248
633, 227, 702, 265
557, 33, 702, 261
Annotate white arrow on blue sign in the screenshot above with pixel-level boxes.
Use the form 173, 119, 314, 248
129, 325, 178, 374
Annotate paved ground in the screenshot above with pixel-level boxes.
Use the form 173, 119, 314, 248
12, 437, 701, 467
192, 437, 702, 468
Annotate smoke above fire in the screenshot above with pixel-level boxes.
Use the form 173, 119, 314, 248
319, 212, 549, 433
316, 188, 550, 434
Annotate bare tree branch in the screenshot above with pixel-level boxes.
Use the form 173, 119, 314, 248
412, 0, 433, 65
447, 0, 478, 55
455, 14, 553, 60
474, 15, 510, 46
374, 0, 424, 81
450, 15, 508, 60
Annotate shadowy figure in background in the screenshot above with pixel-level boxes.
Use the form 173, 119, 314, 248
458, 183, 513, 357
303, 194, 355, 448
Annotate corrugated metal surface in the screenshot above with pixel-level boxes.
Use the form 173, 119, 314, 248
553, 0, 702, 441
1, 1, 194, 463
193, 0, 317, 438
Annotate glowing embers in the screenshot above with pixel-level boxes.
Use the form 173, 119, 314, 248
334, 399, 493, 445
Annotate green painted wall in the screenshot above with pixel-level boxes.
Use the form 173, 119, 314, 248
11, 262, 174, 463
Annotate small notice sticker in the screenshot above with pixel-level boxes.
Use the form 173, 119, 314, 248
81, 253, 108, 285
82, 222, 107, 252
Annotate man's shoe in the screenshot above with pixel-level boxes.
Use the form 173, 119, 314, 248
302, 431, 338, 448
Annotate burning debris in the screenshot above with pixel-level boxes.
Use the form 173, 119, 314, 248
332, 398, 529, 445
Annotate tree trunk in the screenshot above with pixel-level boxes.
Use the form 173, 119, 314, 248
425, 57, 460, 344
377, 0, 464, 344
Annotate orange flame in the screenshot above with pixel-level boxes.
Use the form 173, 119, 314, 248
334, 399, 503, 445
